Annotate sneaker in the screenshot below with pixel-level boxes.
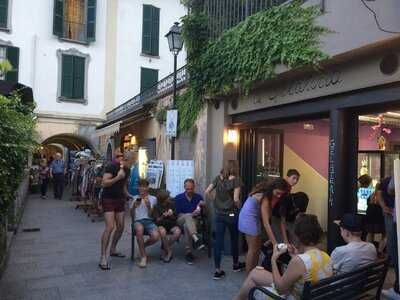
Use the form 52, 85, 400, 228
138, 256, 147, 268
185, 252, 195, 265
213, 270, 226, 280
233, 262, 246, 272
194, 239, 205, 250
382, 288, 400, 300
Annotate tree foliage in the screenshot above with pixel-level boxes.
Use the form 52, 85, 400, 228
177, 1, 329, 132
0, 93, 37, 214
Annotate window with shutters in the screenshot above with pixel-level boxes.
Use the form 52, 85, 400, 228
140, 67, 158, 93
142, 5, 160, 57
53, 0, 96, 44
57, 48, 90, 103
0, 43, 19, 82
0, 0, 9, 30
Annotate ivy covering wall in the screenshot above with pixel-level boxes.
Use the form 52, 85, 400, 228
176, 0, 329, 132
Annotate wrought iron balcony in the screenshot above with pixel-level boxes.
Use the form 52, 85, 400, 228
106, 66, 188, 123
204, 0, 294, 39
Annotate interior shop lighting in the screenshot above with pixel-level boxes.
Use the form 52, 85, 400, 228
227, 129, 238, 144
138, 148, 148, 179
130, 136, 137, 145
262, 138, 265, 167
387, 112, 400, 117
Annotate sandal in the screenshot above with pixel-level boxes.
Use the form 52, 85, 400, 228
98, 263, 110, 270
110, 252, 126, 258
163, 252, 173, 263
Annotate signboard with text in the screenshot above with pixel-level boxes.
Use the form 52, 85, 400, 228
166, 110, 178, 137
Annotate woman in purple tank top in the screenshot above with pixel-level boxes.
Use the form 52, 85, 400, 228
239, 180, 290, 275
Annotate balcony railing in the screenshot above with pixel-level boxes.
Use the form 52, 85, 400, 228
204, 0, 291, 39
106, 66, 188, 123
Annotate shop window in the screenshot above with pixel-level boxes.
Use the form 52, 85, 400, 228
0, 44, 19, 82
142, 4, 160, 57
140, 67, 158, 93
57, 48, 90, 103
53, 0, 97, 43
145, 138, 156, 160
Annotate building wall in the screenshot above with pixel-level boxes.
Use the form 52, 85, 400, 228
0, 0, 108, 118
114, 0, 187, 106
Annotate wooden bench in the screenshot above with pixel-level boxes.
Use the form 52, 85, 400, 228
249, 259, 389, 300
130, 209, 212, 261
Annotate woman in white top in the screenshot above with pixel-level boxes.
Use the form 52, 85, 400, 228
233, 214, 332, 300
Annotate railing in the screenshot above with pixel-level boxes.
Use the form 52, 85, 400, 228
106, 66, 188, 122
203, 0, 290, 39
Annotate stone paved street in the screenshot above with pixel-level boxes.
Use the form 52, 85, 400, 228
0, 193, 245, 300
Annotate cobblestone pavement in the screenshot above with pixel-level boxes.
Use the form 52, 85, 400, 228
0, 192, 245, 300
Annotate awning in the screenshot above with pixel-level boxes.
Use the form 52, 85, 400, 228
95, 121, 122, 137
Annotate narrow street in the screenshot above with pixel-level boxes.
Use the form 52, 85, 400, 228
0, 192, 244, 300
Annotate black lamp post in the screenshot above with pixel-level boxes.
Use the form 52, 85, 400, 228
165, 22, 183, 160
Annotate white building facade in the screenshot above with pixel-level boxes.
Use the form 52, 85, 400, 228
0, 0, 186, 152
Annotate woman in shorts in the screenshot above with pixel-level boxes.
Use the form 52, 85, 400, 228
152, 190, 182, 262
239, 179, 290, 275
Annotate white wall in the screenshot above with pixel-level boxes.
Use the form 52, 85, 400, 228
114, 0, 187, 106
0, 0, 108, 117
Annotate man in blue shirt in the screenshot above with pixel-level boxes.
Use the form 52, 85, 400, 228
50, 152, 66, 200
175, 178, 205, 264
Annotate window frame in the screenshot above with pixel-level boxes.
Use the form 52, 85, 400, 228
57, 48, 90, 104
54, 0, 96, 45
141, 4, 160, 58
0, 0, 12, 33
140, 67, 159, 93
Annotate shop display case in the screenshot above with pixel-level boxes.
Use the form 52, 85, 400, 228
357, 151, 400, 213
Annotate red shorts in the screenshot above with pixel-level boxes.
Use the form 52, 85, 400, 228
102, 198, 125, 213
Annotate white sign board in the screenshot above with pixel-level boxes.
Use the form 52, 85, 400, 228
166, 110, 178, 137
146, 160, 164, 189
166, 160, 194, 197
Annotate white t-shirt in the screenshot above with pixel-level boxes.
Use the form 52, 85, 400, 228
130, 195, 157, 221
330, 241, 377, 274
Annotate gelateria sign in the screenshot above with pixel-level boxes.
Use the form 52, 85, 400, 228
230, 55, 400, 115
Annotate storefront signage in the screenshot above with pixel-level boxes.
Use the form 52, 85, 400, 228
230, 53, 400, 115
166, 110, 178, 137
259, 72, 343, 103
328, 138, 335, 208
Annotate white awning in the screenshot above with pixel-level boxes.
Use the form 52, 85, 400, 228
95, 121, 121, 137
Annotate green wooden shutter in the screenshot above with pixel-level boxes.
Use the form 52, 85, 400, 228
61, 55, 73, 98
142, 5, 152, 55
140, 67, 158, 93
5, 46, 19, 82
151, 7, 160, 56
53, 0, 64, 37
86, 0, 96, 42
0, 0, 8, 28
72, 56, 85, 99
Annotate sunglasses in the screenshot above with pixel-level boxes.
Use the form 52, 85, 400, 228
116, 154, 124, 158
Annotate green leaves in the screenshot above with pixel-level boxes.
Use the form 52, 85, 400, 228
178, 1, 329, 133
0, 93, 37, 214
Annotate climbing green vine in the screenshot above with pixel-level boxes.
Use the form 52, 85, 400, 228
177, 1, 329, 133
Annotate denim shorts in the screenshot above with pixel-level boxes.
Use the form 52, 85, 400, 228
134, 218, 158, 235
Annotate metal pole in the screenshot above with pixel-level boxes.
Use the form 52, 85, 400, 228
171, 53, 178, 160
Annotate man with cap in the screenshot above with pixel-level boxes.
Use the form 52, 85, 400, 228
331, 213, 377, 275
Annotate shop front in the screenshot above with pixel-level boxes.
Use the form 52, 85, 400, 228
207, 40, 400, 251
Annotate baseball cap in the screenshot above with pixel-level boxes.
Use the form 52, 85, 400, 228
334, 213, 363, 232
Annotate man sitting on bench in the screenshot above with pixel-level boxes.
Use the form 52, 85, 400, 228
331, 213, 377, 275
175, 178, 205, 265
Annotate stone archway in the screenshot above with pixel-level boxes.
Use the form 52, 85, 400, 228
41, 133, 99, 154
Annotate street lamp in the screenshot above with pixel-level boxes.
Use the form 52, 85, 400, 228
165, 22, 183, 160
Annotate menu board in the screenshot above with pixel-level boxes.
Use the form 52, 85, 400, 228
146, 160, 164, 189
166, 160, 194, 197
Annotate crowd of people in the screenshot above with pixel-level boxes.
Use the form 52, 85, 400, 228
37, 149, 397, 299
